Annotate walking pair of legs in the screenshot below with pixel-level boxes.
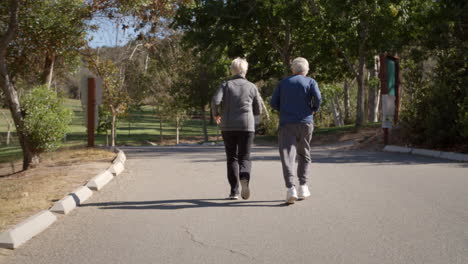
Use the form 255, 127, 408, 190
279, 122, 314, 204
222, 131, 254, 200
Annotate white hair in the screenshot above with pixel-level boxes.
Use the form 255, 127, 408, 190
230, 57, 248, 77
291, 57, 309, 75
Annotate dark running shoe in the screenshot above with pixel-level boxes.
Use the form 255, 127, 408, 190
240, 179, 250, 200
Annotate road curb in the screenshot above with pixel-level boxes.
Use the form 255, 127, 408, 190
0, 211, 57, 249
0, 148, 127, 250
383, 145, 412, 153
86, 170, 114, 191
109, 162, 124, 176
70, 186, 93, 205
50, 195, 77, 215
411, 148, 442, 158
113, 149, 126, 164
384, 145, 468, 162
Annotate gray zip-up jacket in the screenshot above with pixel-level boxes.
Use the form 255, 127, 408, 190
211, 75, 262, 132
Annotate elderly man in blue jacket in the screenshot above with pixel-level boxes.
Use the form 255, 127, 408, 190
270, 57, 322, 204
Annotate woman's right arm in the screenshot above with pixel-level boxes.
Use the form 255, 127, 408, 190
211, 82, 226, 120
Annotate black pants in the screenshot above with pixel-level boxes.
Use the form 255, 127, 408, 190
222, 131, 254, 195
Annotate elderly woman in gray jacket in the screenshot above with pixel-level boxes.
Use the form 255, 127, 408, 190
211, 58, 262, 200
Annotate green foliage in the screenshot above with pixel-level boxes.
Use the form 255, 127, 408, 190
314, 83, 342, 127
399, 0, 467, 148
401, 50, 467, 147
97, 105, 112, 134
20, 86, 72, 153
2, 0, 90, 85
260, 102, 279, 137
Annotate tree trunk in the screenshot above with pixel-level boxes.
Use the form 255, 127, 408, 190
201, 106, 208, 142
144, 54, 149, 73
356, 59, 365, 126
343, 80, 350, 124
0, 0, 39, 169
330, 99, 341, 127
158, 105, 163, 143
42, 52, 55, 88
334, 94, 344, 126
367, 67, 379, 122
176, 116, 180, 145
111, 113, 116, 147
105, 129, 109, 146
355, 17, 368, 127
6, 122, 11, 145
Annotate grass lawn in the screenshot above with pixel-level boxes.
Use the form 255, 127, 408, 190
1, 99, 383, 163
0, 99, 221, 163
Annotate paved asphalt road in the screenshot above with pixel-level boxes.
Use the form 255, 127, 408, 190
1, 145, 467, 264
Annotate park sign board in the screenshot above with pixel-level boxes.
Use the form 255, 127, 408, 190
382, 94, 396, 128
379, 54, 400, 129
379, 54, 400, 144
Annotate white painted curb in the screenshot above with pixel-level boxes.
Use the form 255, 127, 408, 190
0, 211, 57, 249
440, 151, 468, 162
71, 186, 93, 205
412, 148, 442, 158
113, 150, 126, 164
86, 170, 114, 191
109, 162, 124, 176
0, 149, 126, 250
50, 195, 77, 215
384, 145, 468, 162
383, 145, 412, 153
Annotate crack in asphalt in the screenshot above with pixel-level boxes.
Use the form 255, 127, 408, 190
181, 226, 256, 262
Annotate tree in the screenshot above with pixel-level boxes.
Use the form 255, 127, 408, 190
309, 0, 413, 126
174, 0, 313, 79
176, 47, 229, 142
86, 55, 130, 147
0, 0, 38, 169
3, 0, 90, 88
399, 0, 467, 148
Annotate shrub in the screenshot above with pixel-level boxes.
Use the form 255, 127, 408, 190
400, 49, 467, 149
260, 101, 280, 136
21, 86, 73, 153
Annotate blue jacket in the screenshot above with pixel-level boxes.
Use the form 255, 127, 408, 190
270, 75, 322, 126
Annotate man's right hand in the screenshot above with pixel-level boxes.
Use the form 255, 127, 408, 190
215, 115, 221, 125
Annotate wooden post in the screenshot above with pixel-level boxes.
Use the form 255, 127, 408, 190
87, 78, 96, 147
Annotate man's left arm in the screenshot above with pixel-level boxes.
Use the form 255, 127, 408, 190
310, 80, 322, 113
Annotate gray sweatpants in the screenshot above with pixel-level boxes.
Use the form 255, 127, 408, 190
278, 122, 314, 188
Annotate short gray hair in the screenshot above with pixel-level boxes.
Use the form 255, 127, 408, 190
230, 57, 248, 77
291, 57, 309, 75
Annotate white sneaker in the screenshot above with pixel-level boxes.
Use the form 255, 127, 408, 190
298, 185, 311, 200
286, 187, 298, 204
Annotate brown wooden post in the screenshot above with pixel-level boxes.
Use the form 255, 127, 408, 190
379, 54, 389, 145
87, 78, 96, 147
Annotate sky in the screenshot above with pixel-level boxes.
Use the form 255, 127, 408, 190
86, 16, 141, 48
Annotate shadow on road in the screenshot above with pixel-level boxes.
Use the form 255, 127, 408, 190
82, 199, 288, 210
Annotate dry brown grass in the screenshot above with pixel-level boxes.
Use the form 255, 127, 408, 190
0, 148, 115, 233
